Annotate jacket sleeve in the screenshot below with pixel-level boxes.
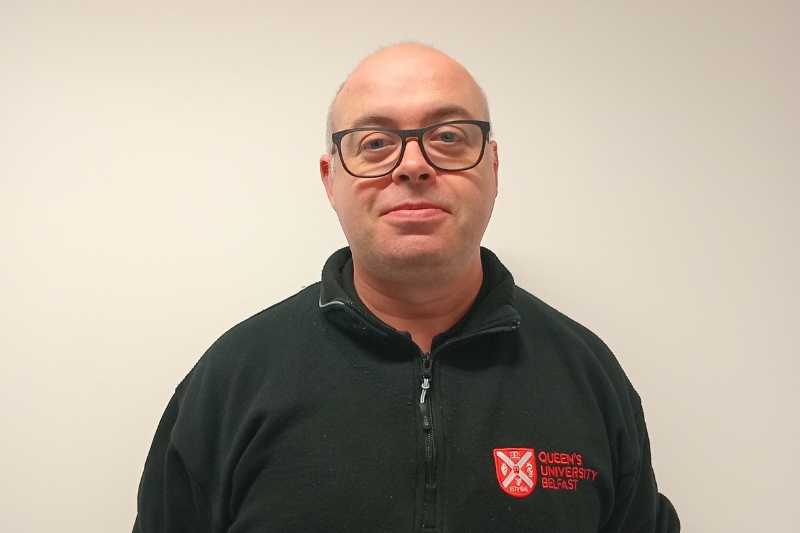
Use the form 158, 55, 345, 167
133, 388, 214, 533
601, 410, 680, 533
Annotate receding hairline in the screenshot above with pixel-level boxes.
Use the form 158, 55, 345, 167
325, 44, 492, 153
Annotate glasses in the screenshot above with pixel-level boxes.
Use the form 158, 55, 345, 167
331, 120, 491, 178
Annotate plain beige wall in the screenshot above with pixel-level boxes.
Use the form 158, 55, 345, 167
1, 1, 798, 531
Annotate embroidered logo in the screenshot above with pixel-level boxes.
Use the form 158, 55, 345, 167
493, 448, 537, 498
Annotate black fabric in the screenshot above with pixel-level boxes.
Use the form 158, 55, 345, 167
134, 247, 679, 532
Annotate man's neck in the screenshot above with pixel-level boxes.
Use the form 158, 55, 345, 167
352, 252, 484, 353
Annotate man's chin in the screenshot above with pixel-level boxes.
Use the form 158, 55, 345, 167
379, 237, 453, 264
357, 237, 470, 281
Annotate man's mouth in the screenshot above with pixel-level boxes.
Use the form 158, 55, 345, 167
382, 202, 450, 216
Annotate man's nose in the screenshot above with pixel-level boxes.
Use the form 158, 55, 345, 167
391, 139, 436, 184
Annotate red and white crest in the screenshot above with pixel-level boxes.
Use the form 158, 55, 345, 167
493, 448, 537, 498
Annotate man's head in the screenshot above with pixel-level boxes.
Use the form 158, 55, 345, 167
320, 44, 499, 283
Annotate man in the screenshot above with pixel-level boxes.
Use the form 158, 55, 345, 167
134, 44, 679, 532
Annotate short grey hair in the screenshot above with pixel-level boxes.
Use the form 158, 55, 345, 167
325, 81, 346, 155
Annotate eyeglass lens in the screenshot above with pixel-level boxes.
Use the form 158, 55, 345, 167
339, 122, 486, 178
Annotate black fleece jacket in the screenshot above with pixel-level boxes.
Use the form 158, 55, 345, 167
134, 247, 679, 532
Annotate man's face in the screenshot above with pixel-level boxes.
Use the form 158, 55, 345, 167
320, 46, 498, 277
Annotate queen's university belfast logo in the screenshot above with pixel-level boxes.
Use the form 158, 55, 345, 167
493, 448, 537, 498
494, 447, 600, 498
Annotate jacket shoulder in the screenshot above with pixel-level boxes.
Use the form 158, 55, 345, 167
512, 286, 642, 412
163, 284, 324, 478
187, 283, 321, 372
169, 282, 324, 427
213, 282, 321, 347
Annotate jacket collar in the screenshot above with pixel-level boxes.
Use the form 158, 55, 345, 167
319, 247, 521, 352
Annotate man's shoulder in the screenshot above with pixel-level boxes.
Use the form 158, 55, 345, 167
511, 285, 640, 407
181, 283, 323, 380
512, 285, 604, 344
217, 282, 322, 342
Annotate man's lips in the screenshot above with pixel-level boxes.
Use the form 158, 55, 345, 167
380, 202, 450, 216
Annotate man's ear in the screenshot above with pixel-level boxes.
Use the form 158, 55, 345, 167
320, 154, 336, 210
490, 141, 499, 193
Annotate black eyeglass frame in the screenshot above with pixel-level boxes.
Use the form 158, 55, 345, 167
330, 120, 492, 178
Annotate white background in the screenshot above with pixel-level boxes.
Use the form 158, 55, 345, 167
1, 1, 798, 531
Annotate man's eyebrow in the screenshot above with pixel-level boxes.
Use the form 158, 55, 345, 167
422, 105, 475, 124
349, 115, 397, 129
347, 105, 477, 130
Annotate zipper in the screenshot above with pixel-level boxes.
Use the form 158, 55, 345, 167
419, 351, 437, 529
419, 353, 435, 484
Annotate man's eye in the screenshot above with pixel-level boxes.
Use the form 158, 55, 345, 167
439, 132, 457, 142
359, 134, 394, 152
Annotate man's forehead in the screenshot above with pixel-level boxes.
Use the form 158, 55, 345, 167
347, 104, 477, 130
330, 45, 487, 130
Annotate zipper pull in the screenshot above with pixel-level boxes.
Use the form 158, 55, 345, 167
420, 400, 432, 430
419, 354, 433, 430
420, 377, 430, 404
